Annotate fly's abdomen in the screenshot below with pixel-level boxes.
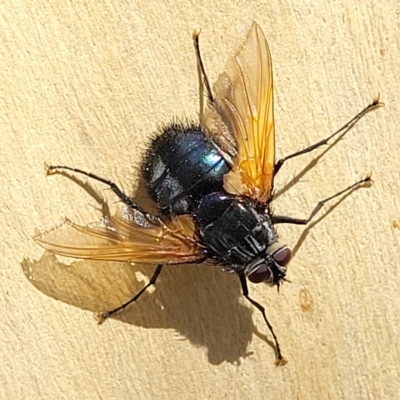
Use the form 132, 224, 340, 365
142, 123, 229, 215
196, 192, 277, 267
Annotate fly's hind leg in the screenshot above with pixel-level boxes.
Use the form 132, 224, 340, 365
192, 30, 214, 123
46, 164, 148, 215
45, 164, 165, 323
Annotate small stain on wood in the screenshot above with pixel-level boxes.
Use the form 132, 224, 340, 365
299, 288, 314, 312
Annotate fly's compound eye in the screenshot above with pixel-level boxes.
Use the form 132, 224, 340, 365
246, 244, 292, 284
247, 264, 273, 283
272, 246, 292, 267
247, 260, 274, 284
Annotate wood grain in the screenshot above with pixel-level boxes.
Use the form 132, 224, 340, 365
2, 1, 399, 399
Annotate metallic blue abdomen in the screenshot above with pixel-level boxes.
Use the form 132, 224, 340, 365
143, 122, 229, 214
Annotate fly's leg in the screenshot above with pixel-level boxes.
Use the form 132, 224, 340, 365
274, 97, 383, 175
192, 29, 214, 123
272, 175, 372, 225
96, 265, 163, 324
46, 164, 166, 322
238, 271, 287, 365
46, 164, 148, 215
192, 31, 236, 167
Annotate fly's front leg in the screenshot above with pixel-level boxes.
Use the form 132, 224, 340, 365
238, 271, 287, 365
272, 175, 372, 225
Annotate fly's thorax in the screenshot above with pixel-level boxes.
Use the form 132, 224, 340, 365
196, 192, 285, 270
245, 241, 292, 284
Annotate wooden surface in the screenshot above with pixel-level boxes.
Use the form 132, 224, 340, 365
2, 1, 399, 399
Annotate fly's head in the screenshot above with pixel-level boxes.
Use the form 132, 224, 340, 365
245, 242, 292, 285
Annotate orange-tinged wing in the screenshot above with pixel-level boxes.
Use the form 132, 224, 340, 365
206, 22, 275, 204
34, 205, 204, 264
